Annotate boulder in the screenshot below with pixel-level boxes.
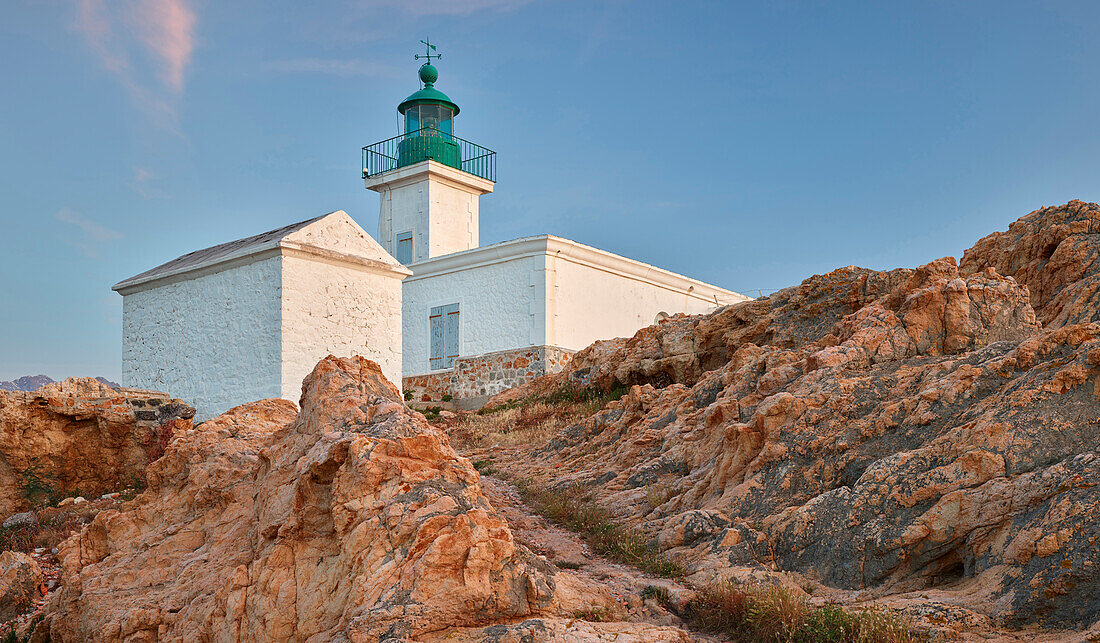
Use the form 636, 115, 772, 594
37, 356, 660, 642
0, 550, 42, 621
0, 378, 194, 515
2, 511, 36, 529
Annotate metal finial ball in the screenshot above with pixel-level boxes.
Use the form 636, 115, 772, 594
418, 63, 438, 85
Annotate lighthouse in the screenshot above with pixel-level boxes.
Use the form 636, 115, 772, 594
363, 41, 496, 265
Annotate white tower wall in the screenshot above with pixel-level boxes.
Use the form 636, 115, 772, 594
366, 160, 494, 263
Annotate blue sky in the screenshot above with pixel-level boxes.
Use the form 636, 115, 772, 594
2, 1, 1099, 381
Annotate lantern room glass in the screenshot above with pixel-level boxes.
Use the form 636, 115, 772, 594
404, 104, 453, 138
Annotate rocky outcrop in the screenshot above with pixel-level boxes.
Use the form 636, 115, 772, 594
36, 357, 685, 642
480, 201, 1100, 634
961, 199, 1100, 328
0, 551, 42, 621
0, 378, 194, 516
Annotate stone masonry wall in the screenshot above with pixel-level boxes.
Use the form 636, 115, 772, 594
402, 345, 573, 404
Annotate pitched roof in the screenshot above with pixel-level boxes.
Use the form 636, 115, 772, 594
113, 215, 326, 292
112, 212, 406, 292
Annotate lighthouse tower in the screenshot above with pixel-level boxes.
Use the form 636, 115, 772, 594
363, 43, 496, 265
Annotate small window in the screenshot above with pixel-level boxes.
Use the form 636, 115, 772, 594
429, 303, 460, 369
404, 105, 420, 134
395, 231, 413, 264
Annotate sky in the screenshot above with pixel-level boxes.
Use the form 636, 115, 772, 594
1, 0, 1099, 381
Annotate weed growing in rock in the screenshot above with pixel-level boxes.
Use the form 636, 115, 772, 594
453, 385, 629, 450
681, 581, 916, 643
509, 477, 684, 578
453, 402, 594, 449
476, 383, 629, 416
571, 607, 610, 622
471, 459, 496, 475
1, 627, 28, 643
19, 459, 57, 507
555, 560, 584, 570
419, 406, 443, 421
644, 482, 674, 510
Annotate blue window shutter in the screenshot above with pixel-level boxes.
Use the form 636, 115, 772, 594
396, 232, 413, 264
443, 303, 460, 368
429, 306, 443, 369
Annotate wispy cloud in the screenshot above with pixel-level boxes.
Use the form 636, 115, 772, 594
267, 58, 399, 78
56, 207, 123, 260
129, 166, 165, 198
74, 0, 196, 126
132, 0, 196, 92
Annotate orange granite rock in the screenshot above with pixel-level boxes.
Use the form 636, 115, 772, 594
482, 201, 1100, 634
0, 378, 194, 517
36, 357, 677, 642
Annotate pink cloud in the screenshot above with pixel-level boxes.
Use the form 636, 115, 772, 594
74, 0, 196, 124
132, 0, 196, 92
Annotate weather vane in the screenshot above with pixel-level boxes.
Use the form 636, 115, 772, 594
414, 38, 441, 64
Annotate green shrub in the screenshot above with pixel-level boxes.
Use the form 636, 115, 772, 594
441, 394, 453, 402
19, 459, 60, 507
403, 389, 414, 401
471, 459, 495, 475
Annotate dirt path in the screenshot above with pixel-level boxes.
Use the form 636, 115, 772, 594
479, 475, 724, 640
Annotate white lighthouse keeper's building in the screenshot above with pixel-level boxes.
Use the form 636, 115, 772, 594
112, 212, 409, 419
363, 55, 748, 405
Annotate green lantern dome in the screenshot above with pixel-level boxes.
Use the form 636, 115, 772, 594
397, 64, 459, 116
396, 52, 461, 171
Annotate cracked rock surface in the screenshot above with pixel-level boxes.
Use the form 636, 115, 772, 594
36, 357, 688, 641
482, 201, 1100, 637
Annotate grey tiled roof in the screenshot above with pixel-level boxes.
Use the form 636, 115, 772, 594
113, 214, 327, 291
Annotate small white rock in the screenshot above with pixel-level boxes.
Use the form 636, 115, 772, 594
72, 496, 87, 505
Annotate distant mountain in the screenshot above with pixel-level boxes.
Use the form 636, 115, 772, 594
0, 375, 54, 391
0, 375, 121, 392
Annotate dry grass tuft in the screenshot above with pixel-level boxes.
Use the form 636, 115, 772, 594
509, 476, 684, 578
449, 398, 610, 451
681, 581, 917, 643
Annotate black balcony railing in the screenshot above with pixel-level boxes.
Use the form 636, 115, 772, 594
362, 127, 496, 183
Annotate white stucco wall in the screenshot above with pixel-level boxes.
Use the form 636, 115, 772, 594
377, 180, 430, 262
280, 253, 404, 399
402, 254, 541, 375
121, 256, 283, 420
399, 235, 748, 377
368, 161, 492, 264
425, 175, 479, 258
547, 253, 740, 351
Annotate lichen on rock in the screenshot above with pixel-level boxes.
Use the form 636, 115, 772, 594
479, 201, 1100, 635
35, 357, 678, 642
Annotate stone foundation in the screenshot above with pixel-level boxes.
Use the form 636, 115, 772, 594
403, 345, 574, 405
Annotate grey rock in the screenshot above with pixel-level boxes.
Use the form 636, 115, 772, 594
2, 511, 36, 529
